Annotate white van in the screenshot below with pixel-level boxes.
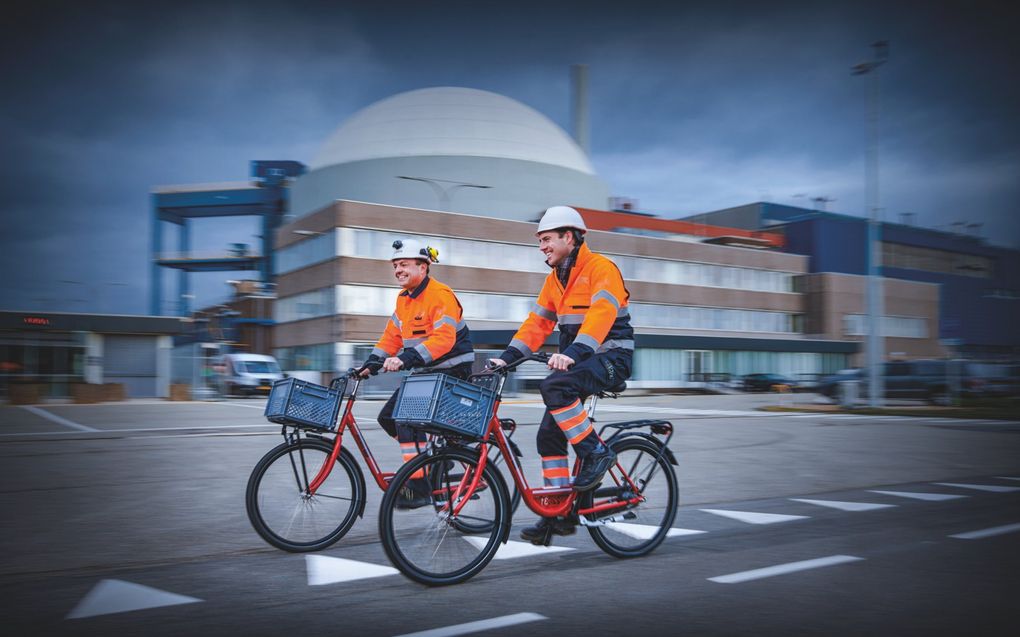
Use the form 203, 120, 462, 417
217, 353, 284, 397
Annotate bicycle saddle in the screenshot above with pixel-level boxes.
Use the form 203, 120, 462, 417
603, 381, 627, 394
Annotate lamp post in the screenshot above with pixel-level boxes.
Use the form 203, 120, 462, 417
396, 176, 491, 211
852, 40, 889, 408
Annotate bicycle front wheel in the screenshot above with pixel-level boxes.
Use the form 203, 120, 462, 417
581, 436, 678, 558
246, 437, 365, 552
380, 448, 510, 586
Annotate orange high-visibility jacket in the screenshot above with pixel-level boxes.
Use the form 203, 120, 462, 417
501, 242, 633, 363
370, 276, 474, 369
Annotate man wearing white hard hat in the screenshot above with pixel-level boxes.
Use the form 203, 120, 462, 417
358, 238, 475, 508
489, 206, 634, 544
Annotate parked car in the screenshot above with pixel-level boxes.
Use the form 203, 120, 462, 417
216, 353, 283, 397
817, 360, 1019, 405
741, 373, 800, 392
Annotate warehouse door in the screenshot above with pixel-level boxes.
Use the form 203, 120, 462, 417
103, 335, 158, 397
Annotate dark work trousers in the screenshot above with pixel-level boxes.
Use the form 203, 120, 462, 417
537, 349, 633, 458
377, 363, 474, 444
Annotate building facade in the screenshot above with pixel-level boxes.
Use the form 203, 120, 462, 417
0, 311, 185, 398
687, 202, 1020, 360
271, 201, 856, 387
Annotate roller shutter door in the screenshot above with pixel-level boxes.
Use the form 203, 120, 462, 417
103, 335, 158, 397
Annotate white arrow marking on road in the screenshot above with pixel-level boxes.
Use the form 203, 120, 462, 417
868, 490, 967, 501
950, 522, 1020, 540
603, 522, 706, 539
305, 555, 398, 586
464, 537, 574, 559
394, 612, 547, 637
708, 555, 864, 584
67, 579, 201, 619
699, 509, 808, 524
933, 482, 1020, 493
790, 498, 897, 512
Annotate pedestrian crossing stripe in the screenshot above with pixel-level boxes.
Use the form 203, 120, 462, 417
933, 482, 1020, 493
868, 490, 967, 501
306, 555, 398, 586
789, 498, 896, 512
699, 509, 808, 524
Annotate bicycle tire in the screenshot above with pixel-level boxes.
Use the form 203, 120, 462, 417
380, 447, 510, 586
580, 436, 678, 558
246, 437, 366, 552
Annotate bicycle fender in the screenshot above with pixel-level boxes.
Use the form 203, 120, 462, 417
507, 438, 524, 458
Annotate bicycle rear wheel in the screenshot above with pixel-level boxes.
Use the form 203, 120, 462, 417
580, 436, 678, 558
380, 447, 510, 586
246, 437, 365, 552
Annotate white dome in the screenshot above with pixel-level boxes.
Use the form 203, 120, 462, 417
310, 87, 596, 175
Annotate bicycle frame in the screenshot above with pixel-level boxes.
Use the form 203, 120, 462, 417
443, 360, 646, 521
285, 373, 396, 496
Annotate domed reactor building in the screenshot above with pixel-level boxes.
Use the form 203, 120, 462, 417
290, 86, 609, 220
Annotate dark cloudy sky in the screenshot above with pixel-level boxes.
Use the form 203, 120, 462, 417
2, 0, 1017, 315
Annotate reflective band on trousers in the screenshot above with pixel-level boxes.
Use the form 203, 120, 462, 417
551, 399, 593, 445
541, 455, 570, 487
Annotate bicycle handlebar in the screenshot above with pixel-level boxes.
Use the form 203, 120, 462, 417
485, 351, 551, 374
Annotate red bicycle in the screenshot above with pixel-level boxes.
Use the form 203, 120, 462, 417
245, 368, 523, 552
377, 352, 679, 585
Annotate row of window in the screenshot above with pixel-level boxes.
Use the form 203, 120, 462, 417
843, 314, 929, 338
275, 284, 801, 334
275, 227, 797, 293
882, 241, 993, 279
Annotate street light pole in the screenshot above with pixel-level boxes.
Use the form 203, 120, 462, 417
852, 40, 889, 408
396, 176, 491, 211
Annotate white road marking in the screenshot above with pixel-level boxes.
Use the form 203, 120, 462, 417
603, 522, 706, 539
933, 482, 1020, 493
699, 509, 808, 524
0, 423, 278, 437
708, 555, 864, 584
67, 579, 201, 619
997, 477, 1020, 481
950, 522, 1020, 540
305, 555, 398, 585
21, 406, 98, 432
393, 612, 547, 637
868, 490, 967, 501
789, 498, 896, 512
464, 537, 574, 559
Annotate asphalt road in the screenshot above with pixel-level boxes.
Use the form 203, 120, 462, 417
1, 393, 1018, 637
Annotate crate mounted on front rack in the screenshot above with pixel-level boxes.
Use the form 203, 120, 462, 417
392, 373, 497, 440
264, 378, 342, 431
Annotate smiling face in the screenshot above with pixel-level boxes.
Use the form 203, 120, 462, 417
537, 230, 575, 267
392, 258, 428, 290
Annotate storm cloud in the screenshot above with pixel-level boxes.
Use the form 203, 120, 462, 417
2, 0, 1017, 314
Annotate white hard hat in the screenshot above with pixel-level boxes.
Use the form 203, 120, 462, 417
391, 238, 439, 263
536, 206, 587, 235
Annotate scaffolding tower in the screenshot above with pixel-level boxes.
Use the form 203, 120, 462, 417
150, 160, 305, 316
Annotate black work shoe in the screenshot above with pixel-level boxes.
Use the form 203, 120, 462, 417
519, 517, 576, 545
395, 479, 432, 510
573, 444, 616, 492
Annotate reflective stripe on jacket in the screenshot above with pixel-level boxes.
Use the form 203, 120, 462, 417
371, 276, 474, 369
502, 242, 633, 363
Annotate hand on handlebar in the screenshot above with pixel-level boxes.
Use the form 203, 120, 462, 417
486, 358, 507, 370
547, 353, 575, 371
356, 360, 384, 377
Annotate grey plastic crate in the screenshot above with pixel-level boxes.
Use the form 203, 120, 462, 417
264, 378, 342, 431
393, 374, 497, 440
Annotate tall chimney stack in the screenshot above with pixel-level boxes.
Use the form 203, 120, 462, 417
570, 64, 590, 155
